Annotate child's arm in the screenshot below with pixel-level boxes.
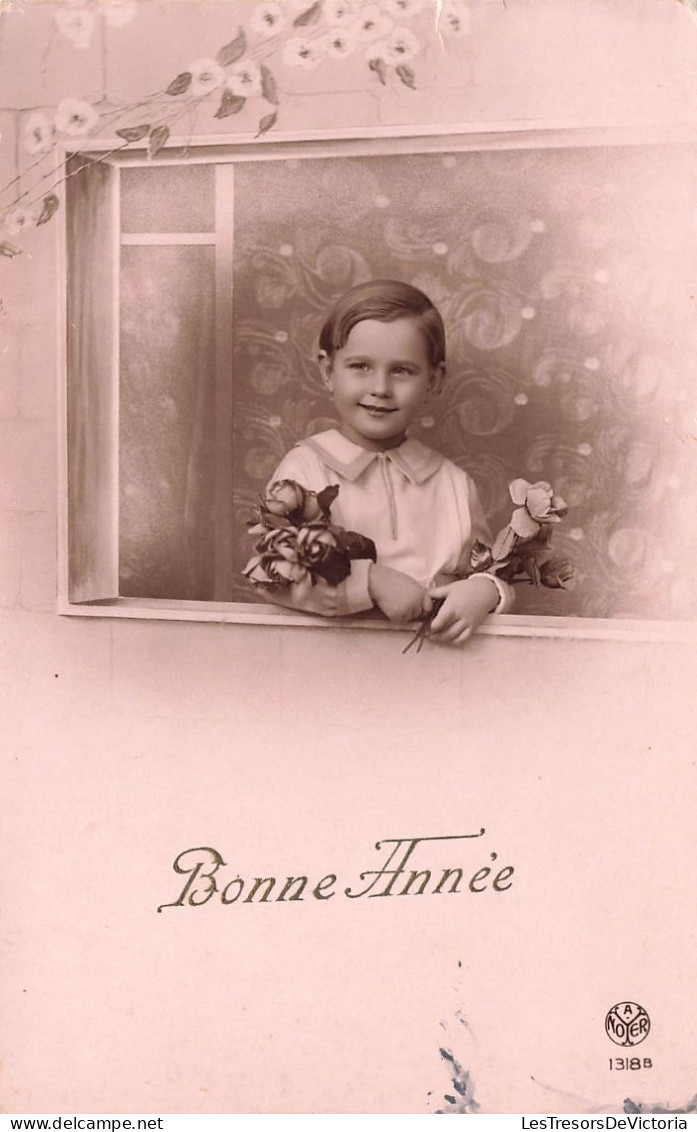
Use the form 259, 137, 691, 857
264, 575, 341, 617
368, 563, 429, 624
423, 471, 515, 645
267, 562, 427, 622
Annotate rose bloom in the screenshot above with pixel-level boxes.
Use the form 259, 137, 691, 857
264, 479, 306, 518
243, 556, 275, 586
540, 558, 577, 590
295, 525, 339, 568
262, 555, 308, 584
509, 478, 567, 538
257, 526, 300, 562
264, 479, 326, 522
469, 540, 493, 572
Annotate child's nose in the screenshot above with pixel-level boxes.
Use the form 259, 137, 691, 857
371, 368, 392, 397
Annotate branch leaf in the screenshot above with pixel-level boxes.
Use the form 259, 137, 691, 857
396, 64, 416, 89
115, 124, 151, 142
256, 111, 278, 138
166, 71, 192, 96
0, 240, 22, 258
216, 28, 246, 66
214, 89, 246, 118
368, 56, 387, 85
293, 1, 322, 27
148, 124, 170, 158
36, 193, 60, 227
260, 64, 279, 105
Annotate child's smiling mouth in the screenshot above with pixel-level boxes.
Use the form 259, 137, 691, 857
359, 403, 397, 415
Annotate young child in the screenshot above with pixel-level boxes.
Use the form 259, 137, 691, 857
264, 280, 513, 644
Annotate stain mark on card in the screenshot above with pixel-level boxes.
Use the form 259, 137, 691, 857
435, 1047, 479, 1114
624, 1095, 697, 1115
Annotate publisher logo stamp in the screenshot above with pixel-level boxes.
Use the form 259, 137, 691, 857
605, 1002, 651, 1046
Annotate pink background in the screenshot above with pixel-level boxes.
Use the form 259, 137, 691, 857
2, 0, 697, 1114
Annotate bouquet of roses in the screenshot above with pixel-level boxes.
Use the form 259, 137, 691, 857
404, 478, 577, 653
243, 479, 377, 592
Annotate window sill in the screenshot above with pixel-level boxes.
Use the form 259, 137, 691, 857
57, 598, 696, 643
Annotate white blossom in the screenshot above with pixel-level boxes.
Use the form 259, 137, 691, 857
225, 60, 263, 98
55, 97, 99, 136
318, 26, 357, 58
439, 0, 472, 37
5, 206, 37, 237
353, 5, 393, 41
281, 36, 323, 68
380, 0, 427, 18
324, 0, 357, 24
24, 112, 55, 156
251, 2, 286, 37
377, 25, 420, 62
55, 7, 95, 48
99, 0, 138, 27
188, 58, 225, 97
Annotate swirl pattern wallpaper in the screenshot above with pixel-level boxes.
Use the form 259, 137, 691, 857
120, 143, 697, 619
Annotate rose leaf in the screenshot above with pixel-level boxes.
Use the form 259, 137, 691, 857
316, 484, 339, 517
115, 124, 151, 143
293, 1, 322, 27
368, 57, 387, 85
216, 28, 246, 66
260, 64, 279, 105
256, 111, 278, 138
36, 193, 60, 226
214, 89, 246, 118
166, 72, 192, 96
0, 240, 22, 257
313, 550, 351, 587
396, 64, 416, 89
148, 125, 170, 158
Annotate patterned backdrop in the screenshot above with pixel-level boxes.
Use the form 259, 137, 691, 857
229, 143, 697, 619
119, 144, 697, 618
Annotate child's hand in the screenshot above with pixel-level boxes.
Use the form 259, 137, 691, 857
269, 575, 339, 617
426, 575, 500, 645
368, 563, 429, 623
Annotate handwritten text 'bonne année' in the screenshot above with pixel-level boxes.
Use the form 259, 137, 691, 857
157, 831, 515, 912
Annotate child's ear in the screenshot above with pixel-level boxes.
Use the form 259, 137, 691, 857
427, 363, 445, 400
318, 350, 333, 391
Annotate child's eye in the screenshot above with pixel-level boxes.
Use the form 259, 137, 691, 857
348, 362, 369, 371
393, 366, 417, 376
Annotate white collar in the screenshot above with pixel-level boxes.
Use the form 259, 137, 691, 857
298, 429, 444, 485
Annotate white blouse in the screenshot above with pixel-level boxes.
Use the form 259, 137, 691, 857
268, 429, 513, 616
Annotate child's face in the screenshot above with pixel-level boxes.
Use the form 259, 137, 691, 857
319, 317, 443, 451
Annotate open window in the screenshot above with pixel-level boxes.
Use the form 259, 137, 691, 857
60, 127, 697, 640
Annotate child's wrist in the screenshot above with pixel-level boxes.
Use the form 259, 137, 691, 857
467, 573, 502, 612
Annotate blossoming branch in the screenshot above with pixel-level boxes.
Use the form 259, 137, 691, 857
0, 0, 473, 257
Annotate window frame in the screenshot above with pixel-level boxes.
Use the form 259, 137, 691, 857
56, 120, 697, 643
